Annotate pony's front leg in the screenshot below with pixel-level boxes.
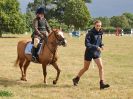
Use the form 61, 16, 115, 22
51, 62, 61, 85
42, 64, 47, 84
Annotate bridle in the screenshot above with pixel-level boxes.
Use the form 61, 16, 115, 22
42, 30, 65, 64
53, 31, 66, 46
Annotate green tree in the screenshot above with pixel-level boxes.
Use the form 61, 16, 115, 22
0, 0, 26, 37
84, 0, 92, 3
94, 17, 110, 27
27, 0, 52, 12
110, 15, 129, 29
48, 18, 68, 31
25, 11, 35, 31
64, 0, 91, 30
123, 12, 133, 28
26, 0, 92, 33
27, 0, 92, 11
26, 0, 92, 27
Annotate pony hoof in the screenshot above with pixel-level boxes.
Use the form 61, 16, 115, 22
44, 81, 47, 84
21, 77, 27, 81
53, 80, 57, 85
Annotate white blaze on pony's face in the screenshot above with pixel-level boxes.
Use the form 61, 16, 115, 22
58, 31, 64, 38
56, 30, 67, 47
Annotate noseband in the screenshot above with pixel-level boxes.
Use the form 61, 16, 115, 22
53, 31, 65, 45
42, 31, 64, 54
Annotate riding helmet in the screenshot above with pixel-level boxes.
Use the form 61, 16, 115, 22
36, 7, 45, 15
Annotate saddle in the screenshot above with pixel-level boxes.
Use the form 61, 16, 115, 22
25, 42, 42, 57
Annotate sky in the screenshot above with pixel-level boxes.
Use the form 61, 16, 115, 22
18, 0, 33, 13
87, 0, 133, 17
18, 0, 133, 17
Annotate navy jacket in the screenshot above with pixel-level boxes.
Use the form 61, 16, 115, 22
85, 27, 104, 50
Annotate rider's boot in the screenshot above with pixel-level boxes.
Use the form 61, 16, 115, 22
32, 46, 37, 62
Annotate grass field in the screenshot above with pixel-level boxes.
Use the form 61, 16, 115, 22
0, 34, 133, 99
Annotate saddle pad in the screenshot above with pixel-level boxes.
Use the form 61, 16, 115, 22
25, 42, 42, 55
25, 42, 33, 55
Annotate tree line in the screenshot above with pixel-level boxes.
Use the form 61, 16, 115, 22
94, 13, 133, 33
0, 0, 133, 37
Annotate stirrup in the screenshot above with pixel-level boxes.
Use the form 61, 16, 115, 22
32, 56, 38, 63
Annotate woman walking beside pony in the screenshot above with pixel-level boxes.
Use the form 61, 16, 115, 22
73, 20, 110, 89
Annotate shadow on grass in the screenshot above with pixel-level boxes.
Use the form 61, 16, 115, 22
29, 83, 73, 89
0, 77, 21, 87
0, 77, 102, 91
0, 77, 73, 89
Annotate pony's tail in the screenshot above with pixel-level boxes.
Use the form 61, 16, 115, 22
14, 54, 19, 67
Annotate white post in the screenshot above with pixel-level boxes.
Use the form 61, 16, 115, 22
131, 28, 133, 36
78, 28, 80, 37
121, 29, 124, 36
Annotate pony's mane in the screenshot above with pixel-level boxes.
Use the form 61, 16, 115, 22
48, 29, 60, 37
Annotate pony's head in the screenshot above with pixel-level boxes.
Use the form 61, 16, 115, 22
52, 29, 67, 47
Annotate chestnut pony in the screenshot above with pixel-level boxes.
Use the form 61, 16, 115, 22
14, 29, 67, 84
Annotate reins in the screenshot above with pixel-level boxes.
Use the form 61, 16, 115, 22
42, 31, 58, 64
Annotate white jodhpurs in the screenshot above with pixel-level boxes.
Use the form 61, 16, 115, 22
34, 38, 40, 48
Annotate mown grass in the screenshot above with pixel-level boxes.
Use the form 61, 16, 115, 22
0, 34, 133, 99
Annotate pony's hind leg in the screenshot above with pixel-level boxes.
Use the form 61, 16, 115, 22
22, 60, 30, 81
19, 59, 25, 80
51, 62, 61, 85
